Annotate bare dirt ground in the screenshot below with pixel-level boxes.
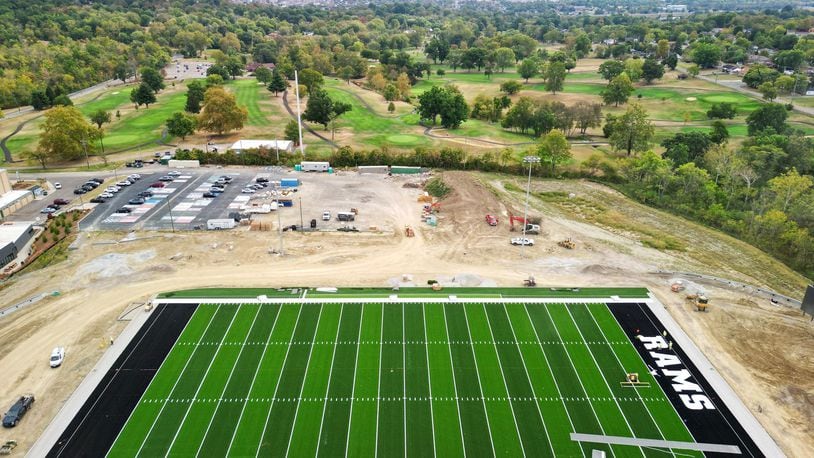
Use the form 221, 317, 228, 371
0, 170, 812, 456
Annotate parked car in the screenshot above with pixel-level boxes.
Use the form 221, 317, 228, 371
116, 180, 132, 187
510, 237, 534, 246
115, 207, 132, 214
322, 211, 331, 221
49, 347, 65, 368
73, 188, 87, 195
159, 176, 174, 182
2, 395, 34, 428
241, 188, 256, 194
137, 191, 153, 198
90, 197, 107, 204
90, 178, 105, 184
128, 197, 145, 205
100, 193, 114, 199
310, 219, 317, 228
208, 188, 224, 195
83, 181, 99, 188
256, 177, 269, 183
220, 176, 233, 182
53, 182, 62, 189
40, 207, 57, 214
53, 198, 70, 205
128, 174, 141, 180
150, 182, 166, 188
485, 215, 498, 226
81, 184, 95, 192
202, 192, 217, 198
167, 170, 181, 176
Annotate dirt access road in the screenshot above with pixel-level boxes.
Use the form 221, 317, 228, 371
0, 171, 811, 456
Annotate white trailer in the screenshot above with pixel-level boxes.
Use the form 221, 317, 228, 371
207, 219, 236, 230
301, 161, 330, 172
242, 203, 276, 214
168, 159, 200, 168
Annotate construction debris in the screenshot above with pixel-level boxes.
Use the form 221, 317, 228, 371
558, 238, 575, 249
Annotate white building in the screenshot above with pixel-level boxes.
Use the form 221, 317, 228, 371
230, 140, 294, 154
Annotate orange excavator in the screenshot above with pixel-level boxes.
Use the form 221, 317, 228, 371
509, 215, 540, 234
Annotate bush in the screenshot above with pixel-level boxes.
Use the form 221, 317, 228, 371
436, 69, 445, 76
706, 102, 736, 119
425, 177, 452, 198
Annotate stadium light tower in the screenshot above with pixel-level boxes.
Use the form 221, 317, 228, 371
522, 155, 540, 259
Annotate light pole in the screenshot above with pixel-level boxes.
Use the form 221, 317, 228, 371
166, 192, 176, 233
522, 155, 540, 259
299, 196, 304, 230
80, 138, 90, 170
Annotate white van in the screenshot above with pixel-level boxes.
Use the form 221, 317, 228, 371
50, 347, 65, 368
322, 211, 331, 221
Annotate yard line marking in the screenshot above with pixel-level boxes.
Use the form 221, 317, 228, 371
313, 304, 346, 457
557, 304, 644, 458
471, 304, 526, 458
441, 304, 469, 458
498, 303, 555, 457
402, 302, 407, 458
532, 304, 609, 458
342, 304, 366, 458
458, 304, 498, 458
130, 305, 221, 458
163, 304, 245, 457
251, 304, 306, 456
633, 302, 757, 457
374, 303, 384, 458
193, 305, 264, 457
420, 304, 438, 458
91, 306, 170, 458
275, 304, 324, 456
581, 304, 676, 457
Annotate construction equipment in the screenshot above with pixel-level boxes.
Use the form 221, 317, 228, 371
695, 295, 709, 312
558, 238, 575, 249
0, 440, 17, 455
509, 215, 540, 234
350, 208, 359, 215
405, 226, 415, 237
671, 281, 686, 292
524, 275, 536, 287
485, 215, 498, 226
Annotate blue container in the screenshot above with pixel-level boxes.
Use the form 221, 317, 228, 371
280, 178, 299, 187
294, 164, 302, 172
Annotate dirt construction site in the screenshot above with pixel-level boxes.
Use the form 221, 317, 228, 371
0, 169, 812, 456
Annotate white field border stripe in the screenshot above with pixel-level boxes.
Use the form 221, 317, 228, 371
402, 303, 407, 458
420, 303, 438, 458
520, 303, 584, 458
253, 303, 306, 456
538, 304, 616, 458
374, 303, 384, 458
163, 304, 244, 457
192, 305, 262, 457
86, 306, 168, 458
343, 304, 366, 458
581, 303, 676, 457
497, 303, 555, 456
477, 303, 528, 458
440, 303, 469, 458
130, 306, 221, 457
459, 304, 499, 458
223, 304, 284, 455
559, 304, 645, 458
156, 297, 648, 305
271, 305, 324, 456
311, 304, 347, 457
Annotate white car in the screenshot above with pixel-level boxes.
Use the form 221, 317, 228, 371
322, 211, 331, 221
128, 174, 141, 180
116, 180, 132, 187
510, 237, 535, 246
49, 347, 65, 368
241, 188, 256, 194
106, 186, 120, 193
53, 182, 62, 189
100, 193, 114, 199
167, 171, 181, 176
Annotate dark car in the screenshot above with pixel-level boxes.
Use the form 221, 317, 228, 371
256, 177, 269, 183
202, 192, 217, 198
83, 181, 99, 188
137, 191, 154, 198
73, 188, 87, 195
159, 175, 174, 182
150, 182, 165, 188
3, 395, 34, 428
115, 207, 132, 214
128, 197, 145, 205
90, 197, 107, 204
53, 198, 70, 205
90, 177, 105, 184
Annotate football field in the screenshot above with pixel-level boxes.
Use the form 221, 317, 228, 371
99, 300, 725, 457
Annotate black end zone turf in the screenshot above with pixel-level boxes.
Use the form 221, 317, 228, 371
47, 303, 197, 458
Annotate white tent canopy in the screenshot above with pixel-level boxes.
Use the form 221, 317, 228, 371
230, 139, 294, 153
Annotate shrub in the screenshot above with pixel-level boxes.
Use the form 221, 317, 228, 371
425, 177, 452, 198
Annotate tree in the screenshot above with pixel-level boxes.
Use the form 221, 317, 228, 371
571, 101, 602, 135
493, 48, 516, 73
166, 112, 197, 140
624, 58, 644, 82
661, 131, 713, 166
130, 83, 156, 109
37, 106, 98, 162
299, 69, 324, 95
23, 149, 50, 169
664, 54, 678, 71
759, 82, 778, 101
747, 104, 788, 135
742, 64, 779, 89
774, 75, 796, 94
396, 73, 411, 101
692, 43, 722, 68
303, 89, 334, 129
602, 73, 634, 106
641, 59, 664, 84
388, 102, 396, 114
383, 84, 399, 102
254, 66, 273, 84
657, 39, 670, 59
609, 103, 654, 155
707, 102, 736, 119
544, 62, 566, 94
31, 90, 50, 110
140, 67, 164, 93
535, 129, 571, 175
774, 50, 805, 71
417, 86, 468, 129
338, 66, 354, 84
500, 80, 523, 95
197, 86, 248, 135
53, 95, 72, 106
598, 60, 626, 81
768, 168, 813, 212
89, 109, 111, 130
710, 121, 730, 144
267, 71, 288, 96
186, 80, 206, 113
284, 120, 300, 145
517, 57, 540, 82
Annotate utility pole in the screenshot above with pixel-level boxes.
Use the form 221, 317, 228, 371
521, 155, 540, 259
294, 70, 305, 156
81, 138, 90, 169
166, 192, 176, 233
299, 197, 304, 230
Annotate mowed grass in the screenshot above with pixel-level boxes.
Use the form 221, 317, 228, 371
230, 78, 273, 127
109, 300, 702, 457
